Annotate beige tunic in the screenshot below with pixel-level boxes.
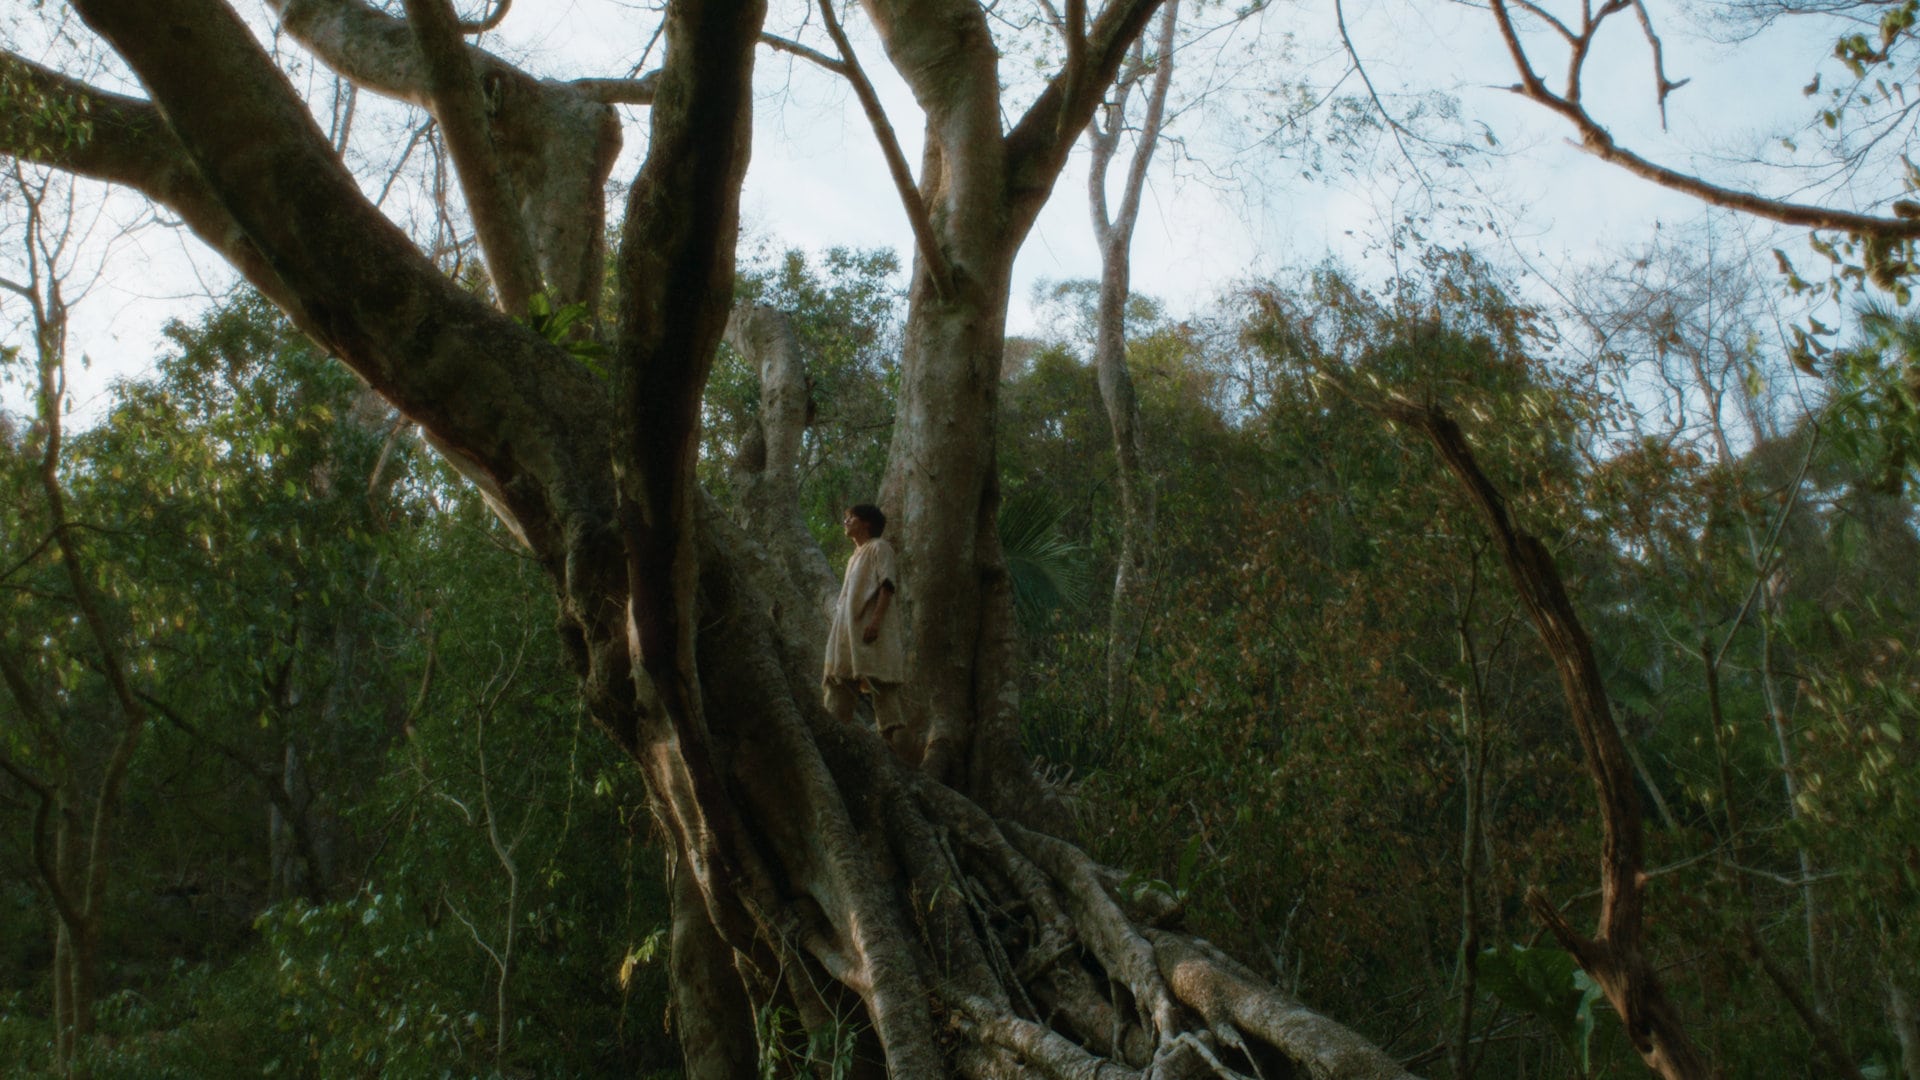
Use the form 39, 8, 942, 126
824, 538, 905, 684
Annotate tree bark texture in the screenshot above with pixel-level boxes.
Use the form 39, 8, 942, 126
10, 1, 1416, 1075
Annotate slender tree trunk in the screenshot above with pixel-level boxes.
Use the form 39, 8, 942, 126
1888, 972, 1920, 1080
1085, 0, 1176, 725
1452, 689, 1488, 1080
51, 800, 78, 1069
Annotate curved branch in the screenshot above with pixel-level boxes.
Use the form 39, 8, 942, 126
1149, 933, 1417, 1080
459, 0, 510, 33
1489, 0, 1919, 239
813, 0, 955, 299
0, 752, 84, 934
1366, 388, 1710, 1080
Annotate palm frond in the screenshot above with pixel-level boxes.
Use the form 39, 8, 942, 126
998, 487, 1090, 630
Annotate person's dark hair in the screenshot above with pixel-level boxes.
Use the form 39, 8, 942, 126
848, 503, 887, 538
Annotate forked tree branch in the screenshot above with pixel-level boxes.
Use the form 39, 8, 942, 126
0, 749, 83, 932
1005, 0, 1166, 232
1488, 0, 1920, 240
0, 643, 86, 933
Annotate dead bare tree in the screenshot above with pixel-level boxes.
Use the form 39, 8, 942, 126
1384, 392, 1710, 1080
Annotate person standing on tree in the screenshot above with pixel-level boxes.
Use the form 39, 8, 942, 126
824, 503, 912, 762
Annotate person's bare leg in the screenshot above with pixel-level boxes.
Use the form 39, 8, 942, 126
823, 679, 860, 725
869, 681, 922, 767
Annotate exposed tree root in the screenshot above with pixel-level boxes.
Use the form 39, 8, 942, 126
662, 505, 1423, 1079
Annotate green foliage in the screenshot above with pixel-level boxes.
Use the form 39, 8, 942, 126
1477, 946, 1602, 1073
0, 293, 675, 1077
0, 66, 94, 160
997, 486, 1091, 630
1828, 301, 1920, 494
706, 245, 903, 547
521, 291, 609, 374
754, 1002, 863, 1080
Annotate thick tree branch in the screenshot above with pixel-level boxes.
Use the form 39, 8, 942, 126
0, 53, 296, 309
401, 0, 542, 312
69, 0, 609, 568
566, 74, 662, 103
1060, 0, 1088, 141
1149, 933, 1418, 1079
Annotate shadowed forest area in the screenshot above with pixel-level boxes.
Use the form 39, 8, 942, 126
5, 239, 1919, 1077
5, 0, 1920, 1077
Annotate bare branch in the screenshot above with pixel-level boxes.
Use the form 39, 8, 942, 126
1489, 0, 1916, 238
567, 73, 663, 103
758, 32, 846, 75
1626, 0, 1688, 127
459, 0, 510, 33
812, 0, 955, 299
